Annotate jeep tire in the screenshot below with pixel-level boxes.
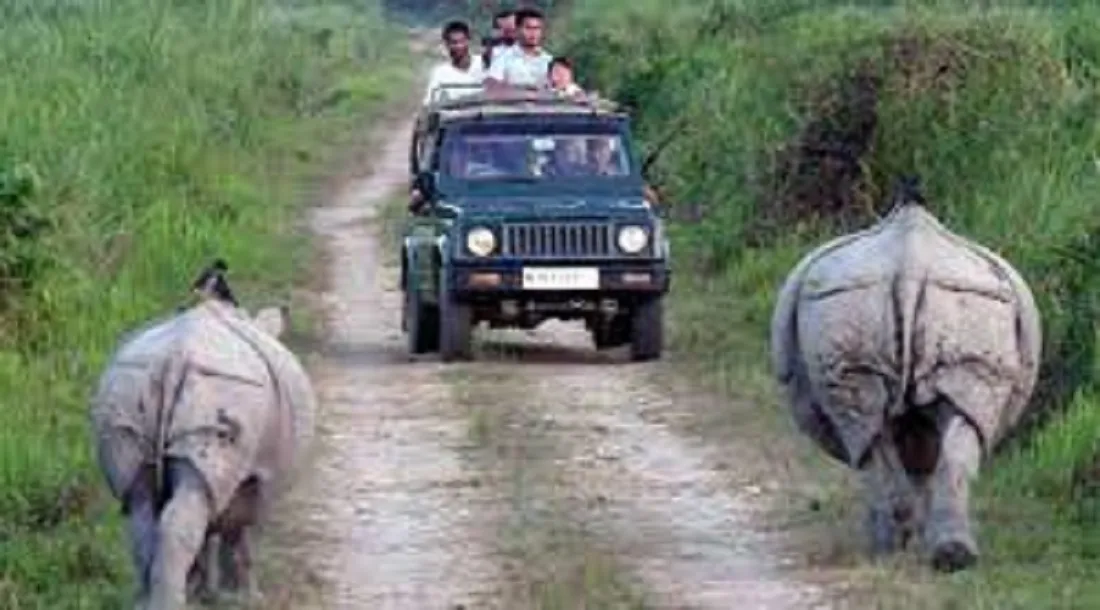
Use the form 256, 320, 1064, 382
629, 297, 664, 361
438, 271, 473, 362
405, 285, 439, 354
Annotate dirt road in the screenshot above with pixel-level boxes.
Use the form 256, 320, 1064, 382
259, 107, 834, 608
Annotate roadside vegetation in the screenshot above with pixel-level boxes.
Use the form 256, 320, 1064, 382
556, 0, 1100, 606
0, 0, 412, 606
381, 0, 562, 26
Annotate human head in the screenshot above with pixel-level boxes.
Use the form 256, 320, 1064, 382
548, 56, 575, 90
441, 20, 472, 63
493, 10, 516, 44
515, 8, 544, 49
589, 137, 622, 174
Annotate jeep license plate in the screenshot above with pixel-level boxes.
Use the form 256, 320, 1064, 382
521, 267, 599, 290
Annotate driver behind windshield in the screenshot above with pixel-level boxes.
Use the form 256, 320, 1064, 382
446, 138, 510, 178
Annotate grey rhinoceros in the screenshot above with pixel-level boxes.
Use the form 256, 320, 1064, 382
89, 260, 317, 608
769, 177, 1042, 572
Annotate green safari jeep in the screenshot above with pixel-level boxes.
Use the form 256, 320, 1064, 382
401, 90, 671, 362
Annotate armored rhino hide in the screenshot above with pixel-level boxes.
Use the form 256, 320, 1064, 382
91, 299, 316, 515
770, 203, 1042, 468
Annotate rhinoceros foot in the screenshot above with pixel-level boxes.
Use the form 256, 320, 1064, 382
931, 537, 978, 572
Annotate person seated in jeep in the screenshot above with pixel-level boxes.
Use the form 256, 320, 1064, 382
588, 136, 627, 176
409, 140, 501, 213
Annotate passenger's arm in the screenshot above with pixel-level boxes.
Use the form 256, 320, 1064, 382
644, 183, 662, 205
422, 66, 440, 105
483, 54, 508, 89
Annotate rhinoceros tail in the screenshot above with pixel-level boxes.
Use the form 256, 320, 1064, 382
152, 345, 190, 510
892, 260, 926, 419
886, 173, 927, 418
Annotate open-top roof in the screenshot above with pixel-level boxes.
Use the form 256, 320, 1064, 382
417, 86, 626, 125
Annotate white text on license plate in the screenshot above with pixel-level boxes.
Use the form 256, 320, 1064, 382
521, 267, 599, 290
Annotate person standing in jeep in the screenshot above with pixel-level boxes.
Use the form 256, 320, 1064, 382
481, 9, 516, 68
484, 8, 553, 90
422, 20, 485, 106
546, 56, 585, 98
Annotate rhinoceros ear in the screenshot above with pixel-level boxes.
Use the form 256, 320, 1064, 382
253, 306, 288, 339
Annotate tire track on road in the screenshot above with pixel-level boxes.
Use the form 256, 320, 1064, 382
263, 115, 509, 609
466, 323, 832, 609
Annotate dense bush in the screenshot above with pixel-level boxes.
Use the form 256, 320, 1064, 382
0, 0, 410, 606
558, 0, 1100, 604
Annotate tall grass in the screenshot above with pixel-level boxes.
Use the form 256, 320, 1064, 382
0, 0, 412, 606
382, 0, 562, 30
556, 0, 1100, 605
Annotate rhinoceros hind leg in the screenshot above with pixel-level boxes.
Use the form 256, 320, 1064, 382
186, 533, 219, 604
860, 438, 918, 557
220, 527, 263, 601
122, 466, 159, 606
923, 413, 981, 573
217, 477, 263, 599
147, 459, 213, 610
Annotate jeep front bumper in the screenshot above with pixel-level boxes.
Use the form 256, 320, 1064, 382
448, 260, 670, 297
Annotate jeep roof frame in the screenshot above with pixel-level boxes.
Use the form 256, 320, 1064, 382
415, 87, 627, 132
410, 88, 632, 178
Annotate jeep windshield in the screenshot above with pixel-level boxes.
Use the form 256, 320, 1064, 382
435, 119, 643, 196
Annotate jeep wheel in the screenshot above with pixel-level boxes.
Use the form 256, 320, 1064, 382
629, 297, 664, 361
405, 287, 439, 354
438, 273, 473, 362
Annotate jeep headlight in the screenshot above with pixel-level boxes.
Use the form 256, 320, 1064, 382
465, 226, 496, 256
617, 225, 649, 254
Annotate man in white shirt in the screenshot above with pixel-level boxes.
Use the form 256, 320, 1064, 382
422, 20, 485, 106
484, 8, 552, 91
481, 9, 516, 68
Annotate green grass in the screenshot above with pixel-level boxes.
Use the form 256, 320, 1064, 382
0, 0, 414, 607
556, 0, 1100, 606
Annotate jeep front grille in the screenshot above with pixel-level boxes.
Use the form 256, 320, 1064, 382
501, 222, 615, 259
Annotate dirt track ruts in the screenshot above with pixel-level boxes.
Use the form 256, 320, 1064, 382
260, 82, 834, 609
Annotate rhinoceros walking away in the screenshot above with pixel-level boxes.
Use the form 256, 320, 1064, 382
770, 177, 1042, 572
89, 260, 317, 608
